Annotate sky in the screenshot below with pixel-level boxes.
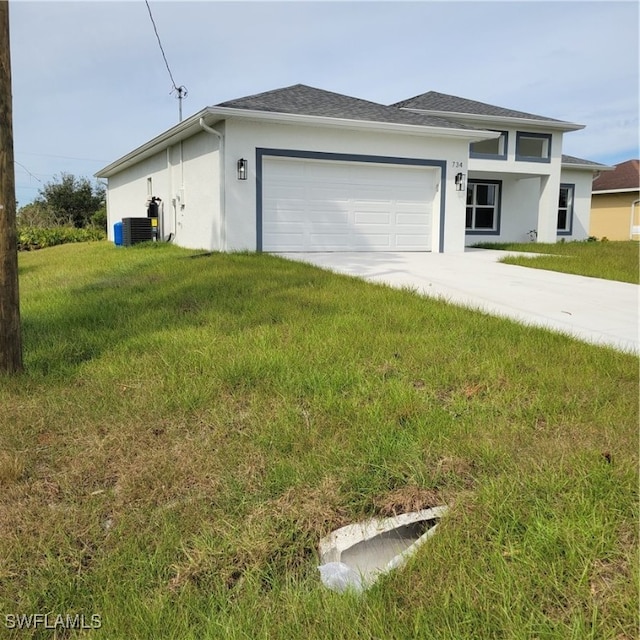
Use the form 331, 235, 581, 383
7, 0, 640, 207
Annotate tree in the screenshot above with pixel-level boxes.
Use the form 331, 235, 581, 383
0, 0, 23, 373
16, 201, 56, 227
36, 173, 105, 228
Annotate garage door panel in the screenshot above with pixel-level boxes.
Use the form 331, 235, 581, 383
309, 185, 351, 200
308, 234, 353, 249
354, 212, 391, 225
308, 201, 349, 214
350, 234, 391, 248
263, 157, 435, 252
263, 233, 306, 250
307, 213, 350, 227
397, 212, 431, 225
396, 235, 430, 249
264, 206, 309, 223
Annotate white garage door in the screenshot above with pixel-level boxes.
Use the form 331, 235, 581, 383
262, 157, 437, 251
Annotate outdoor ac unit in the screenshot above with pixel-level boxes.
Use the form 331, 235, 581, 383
122, 217, 153, 246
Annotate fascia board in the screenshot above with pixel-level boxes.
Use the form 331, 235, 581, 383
401, 108, 584, 132
592, 187, 640, 194
562, 163, 613, 172
95, 108, 220, 178
210, 106, 500, 141
562, 162, 614, 172
96, 106, 500, 179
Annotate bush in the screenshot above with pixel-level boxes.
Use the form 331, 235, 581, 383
90, 207, 107, 231
17, 226, 106, 252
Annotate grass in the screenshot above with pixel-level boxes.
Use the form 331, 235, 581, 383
0, 241, 638, 639
471, 241, 639, 284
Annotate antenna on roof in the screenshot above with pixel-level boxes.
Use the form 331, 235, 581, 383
171, 85, 188, 122
145, 0, 188, 122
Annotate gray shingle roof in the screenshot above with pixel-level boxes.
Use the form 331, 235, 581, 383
393, 91, 566, 123
217, 84, 475, 130
561, 154, 609, 168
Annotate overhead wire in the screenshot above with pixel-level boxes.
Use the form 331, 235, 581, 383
14, 161, 42, 183
144, 0, 187, 117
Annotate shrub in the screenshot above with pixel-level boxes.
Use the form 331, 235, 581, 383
90, 207, 107, 231
17, 226, 106, 251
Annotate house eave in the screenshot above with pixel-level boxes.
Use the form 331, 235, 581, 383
211, 105, 498, 140
562, 162, 612, 172
592, 187, 640, 195
400, 107, 584, 132
96, 106, 500, 178
95, 108, 220, 178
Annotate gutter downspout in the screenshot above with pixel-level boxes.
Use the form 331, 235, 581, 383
199, 118, 225, 251
166, 147, 176, 242
631, 199, 640, 240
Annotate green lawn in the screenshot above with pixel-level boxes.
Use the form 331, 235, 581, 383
472, 241, 639, 284
1, 242, 638, 639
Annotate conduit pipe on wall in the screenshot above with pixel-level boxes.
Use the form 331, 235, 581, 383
166, 147, 176, 242
199, 118, 226, 251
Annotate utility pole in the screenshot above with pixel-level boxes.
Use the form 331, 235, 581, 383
0, 0, 23, 373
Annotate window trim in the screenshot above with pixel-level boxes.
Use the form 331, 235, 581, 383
469, 130, 509, 160
515, 131, 552, 163
465, 179, 502, 236
557, 183, 575, 236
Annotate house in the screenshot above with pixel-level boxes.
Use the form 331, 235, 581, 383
589, 159, 640, 241
96, 84, 607, 253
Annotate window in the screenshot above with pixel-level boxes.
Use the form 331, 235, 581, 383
515, 132, 552, 162
466, 180, 501, 234
470, 131, 508, 160
557, 184, 574, 235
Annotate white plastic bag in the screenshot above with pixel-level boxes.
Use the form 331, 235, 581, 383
317, 562, 364, 593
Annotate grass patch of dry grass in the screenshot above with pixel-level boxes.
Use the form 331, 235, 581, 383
0, 241, 637, 639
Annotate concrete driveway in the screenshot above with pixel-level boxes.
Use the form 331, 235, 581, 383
277, 249, 639, 354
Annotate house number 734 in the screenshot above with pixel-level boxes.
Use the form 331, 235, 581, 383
451, 161, 463, 168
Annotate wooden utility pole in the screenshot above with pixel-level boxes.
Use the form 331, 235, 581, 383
0, 0, 23, 373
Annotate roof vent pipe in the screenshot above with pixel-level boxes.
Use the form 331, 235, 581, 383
199, 118, 226, 251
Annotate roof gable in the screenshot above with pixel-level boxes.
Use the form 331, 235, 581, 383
217, 84, 474, 130
393, 91, 568, 124
592, 159, 639, 191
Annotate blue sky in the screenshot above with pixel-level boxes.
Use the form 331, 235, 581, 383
8, 0, 639, 207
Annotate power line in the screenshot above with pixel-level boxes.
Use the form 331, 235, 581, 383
144, 0, 187, 121
14, 161, 42, 183
16, 151, 109, 163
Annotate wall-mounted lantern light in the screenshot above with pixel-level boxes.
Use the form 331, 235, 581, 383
237, 158, 248, 180
455, 172, 466, 192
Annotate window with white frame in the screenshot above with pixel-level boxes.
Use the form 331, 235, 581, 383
557, 183, 574, 235
470, 131, 508, 160
515, 132, 552, 162
466, 180, 501, 234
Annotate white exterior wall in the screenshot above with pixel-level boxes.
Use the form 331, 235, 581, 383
106, 151, 167, 240
466, 127, 564, 244
222, 118, 471, 253
104, 116, 586, 253
171, 131, 222, 250
106, 131, 221, 250
465, 175, 540, 245
559, 168, 594, 241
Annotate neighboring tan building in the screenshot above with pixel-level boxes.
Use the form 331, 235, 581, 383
590, 159, 640, 240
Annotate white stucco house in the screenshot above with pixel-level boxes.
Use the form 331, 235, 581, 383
96, 84, 607, 253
